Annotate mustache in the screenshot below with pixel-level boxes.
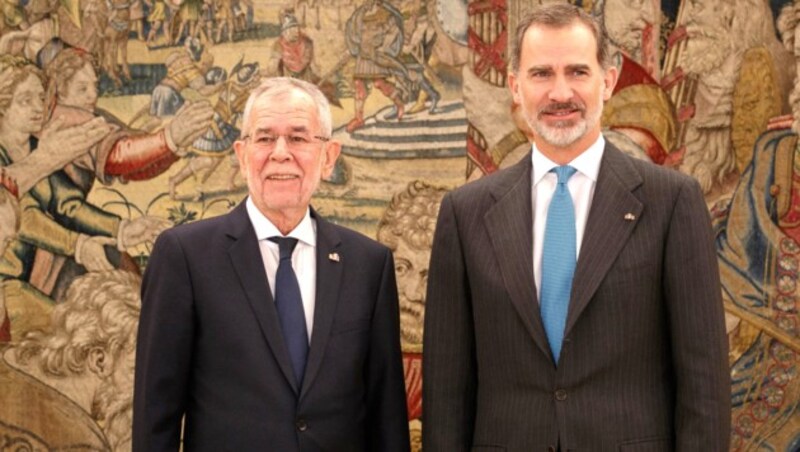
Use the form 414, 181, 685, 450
539, 102, 585, 115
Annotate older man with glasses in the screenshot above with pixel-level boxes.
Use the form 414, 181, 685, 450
133, 77, 410, 452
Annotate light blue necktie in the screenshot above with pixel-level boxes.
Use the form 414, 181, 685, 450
269, 237, 309, 386
540, 165, 577, 364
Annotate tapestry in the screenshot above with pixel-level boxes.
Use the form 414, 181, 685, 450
0, 0, 797, 450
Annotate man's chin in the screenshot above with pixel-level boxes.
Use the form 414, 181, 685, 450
535, 124, 587, 149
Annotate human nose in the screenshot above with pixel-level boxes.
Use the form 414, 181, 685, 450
269, 136, 293, 161
549, 74, 574, 102
404, 273, 425, 301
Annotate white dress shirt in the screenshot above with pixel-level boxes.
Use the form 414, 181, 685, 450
531, 136, 605, 299
246, 198, 317, 342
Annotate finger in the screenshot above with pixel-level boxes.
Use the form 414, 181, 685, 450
183, 100, 213, 116
145, 216, 172, 228
97, 236, 117, 246
62, 122, 113, 145
84, 125, 114, 143
65, 116, 108, 134
91, 257, 114, 271
83, 116, 108, 127
174, 100, 193, 116
41, 116, 66, 136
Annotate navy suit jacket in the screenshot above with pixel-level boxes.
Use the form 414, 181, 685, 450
133, 202, 410, 451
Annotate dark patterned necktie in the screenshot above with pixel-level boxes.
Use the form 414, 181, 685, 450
269, 236, 308, 386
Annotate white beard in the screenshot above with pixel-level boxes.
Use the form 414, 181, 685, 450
527, 89, 605, 149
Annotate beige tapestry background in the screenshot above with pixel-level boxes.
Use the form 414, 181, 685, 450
0, 0, 798, 450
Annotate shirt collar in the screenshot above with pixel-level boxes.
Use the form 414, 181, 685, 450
245, 197, 316, 247
531, 134, 605, 187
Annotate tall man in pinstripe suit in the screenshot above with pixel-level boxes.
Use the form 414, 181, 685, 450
422, 4, 730, 451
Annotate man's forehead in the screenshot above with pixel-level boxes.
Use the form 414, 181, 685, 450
251, 109, 319, 130
72, 66, 97, 83
251, 93, 319, 126
396, 238, 432, 266
520, 23, 600, 65
16, 78, 44, 95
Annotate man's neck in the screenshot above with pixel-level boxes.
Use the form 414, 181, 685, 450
264, 209, 306, 236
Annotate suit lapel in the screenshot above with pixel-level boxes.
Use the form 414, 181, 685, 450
225, 204, 300, 395
565, 145, 643, 336
300, 210, 343, 399
484, 155, 553, 359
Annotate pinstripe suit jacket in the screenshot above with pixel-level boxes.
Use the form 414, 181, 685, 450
422, 144, 730, 451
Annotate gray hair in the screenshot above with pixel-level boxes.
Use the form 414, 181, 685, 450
377, 180, 448, 252
510, 3, 610, 73
14, 270, 141, 377
240, 77, 333, 139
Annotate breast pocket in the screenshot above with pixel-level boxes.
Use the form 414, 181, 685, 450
618, 437, 672, 452
331, 318, 370, 335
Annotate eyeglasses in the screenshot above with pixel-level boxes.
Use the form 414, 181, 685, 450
242, 133, 330, 151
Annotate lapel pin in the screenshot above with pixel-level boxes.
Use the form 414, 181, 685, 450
624, 213, 636, 221
328, 252, 340, 262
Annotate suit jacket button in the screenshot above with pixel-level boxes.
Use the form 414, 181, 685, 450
547, 446, 557, 452
296, 419, 308, 432
554, 389, 567, 401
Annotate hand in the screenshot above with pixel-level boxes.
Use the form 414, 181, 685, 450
6, 116, 115, 193
76, 234, 116, 272
117, 216, 171, 249
167, 100, 214, 148
37, 116, 116, 167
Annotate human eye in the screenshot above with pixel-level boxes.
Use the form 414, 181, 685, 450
528, 68, 551, 79
289, 134, 311, 145
395, 260, 411, 276
256, 135, 277, 145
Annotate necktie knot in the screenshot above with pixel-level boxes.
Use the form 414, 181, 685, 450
552, 165, 577, 185
269, 237, 298, 260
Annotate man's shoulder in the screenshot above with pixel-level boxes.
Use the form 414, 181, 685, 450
627, 155, 697, 191
605, 145, 696, 193
158, 204, 243, 244
319, 216, 390, 257
447, 157, 530, 204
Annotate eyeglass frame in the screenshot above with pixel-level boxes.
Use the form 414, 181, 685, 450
239, 132, 331, 151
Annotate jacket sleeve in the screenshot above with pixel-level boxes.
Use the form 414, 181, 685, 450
366, 248, 411, 451
422, 193, 477, 451
35, 172, 120, 237
664, 177, 731, 449
133, 229, 195, 452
